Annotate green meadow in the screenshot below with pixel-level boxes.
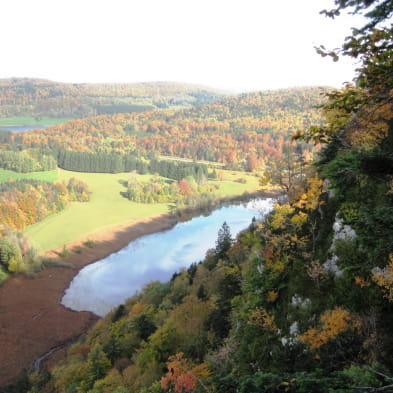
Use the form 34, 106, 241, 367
212, 170, 260, 195
0, 169, 59, 183
24, 170, 169, 251
0, 116, 73, 127
23, 169, 260, 251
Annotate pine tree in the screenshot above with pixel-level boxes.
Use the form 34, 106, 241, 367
215, 221, 233, 260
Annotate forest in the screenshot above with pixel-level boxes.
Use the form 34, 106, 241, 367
0, 177, 90, 276
0, 86, 325, 242
2, 0, 390, 392
0, 150, 57, 173
2, 87, 325, 171
0, 178, 90, 231
1, 0, 392, 391
0, 79, 223, 120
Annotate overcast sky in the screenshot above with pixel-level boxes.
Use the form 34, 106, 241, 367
1, 0, 364, 92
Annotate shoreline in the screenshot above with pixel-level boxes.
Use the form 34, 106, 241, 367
0, 191, 279, 388
0, 213, 178, 389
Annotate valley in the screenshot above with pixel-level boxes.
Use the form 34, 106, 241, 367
0, 167, 261, 251
1, 6, 392, 387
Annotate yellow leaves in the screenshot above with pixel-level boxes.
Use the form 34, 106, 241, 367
168, 295, 213, 342
320, 307, 360, 333
129, 302, 146, 317
295, 175, 324, 211
268, 177, 322, 234
249, 308, 277, 333
372, 254, 393, 301
299, 328, 321, 350
345, 102, 393, 149
7, 256, 27, 273
191, 363, 212, 382
272, 260, 286, 273
267, 290, 279, 303
270, 204, 294, 230
299, 307, 360, 350
290, 211, 308, 228
259, 171, 271, 190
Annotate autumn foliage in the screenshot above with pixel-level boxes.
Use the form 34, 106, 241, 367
372, 255, 393, 302
299, 308, 361, 350
0, 78, 221, 118
6, 87, 325, 170
161, 353, 211, 393
0, 178, 90, 230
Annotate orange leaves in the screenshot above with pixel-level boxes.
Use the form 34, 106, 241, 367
161, 353, 211, 393
299, 307, 361, 350
178, 179, 192, 196
13, 88, 322, 168
0, 179, 89, 231
246, 153, 259, 172
354, 276, 371, 288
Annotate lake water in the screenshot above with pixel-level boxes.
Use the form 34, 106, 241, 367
61, 198, 274, 316
0, 125, 48, 132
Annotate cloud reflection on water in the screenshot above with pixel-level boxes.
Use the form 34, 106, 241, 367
61, 198, 274, 316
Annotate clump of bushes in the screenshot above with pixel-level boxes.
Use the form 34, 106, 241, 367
0, 227, 43, 276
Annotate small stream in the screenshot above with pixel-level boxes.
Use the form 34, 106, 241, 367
61, 198, 274, 316
32, 347, 59, 374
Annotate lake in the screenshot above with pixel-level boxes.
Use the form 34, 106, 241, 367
0, 125, 48, 132
61, 198, 275, 316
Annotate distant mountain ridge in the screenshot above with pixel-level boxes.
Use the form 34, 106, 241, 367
0, 78, 225, 119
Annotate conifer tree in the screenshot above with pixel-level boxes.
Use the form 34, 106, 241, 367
215, 222, 233, 260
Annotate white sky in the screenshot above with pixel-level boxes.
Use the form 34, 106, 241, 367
0, 0, 364, 92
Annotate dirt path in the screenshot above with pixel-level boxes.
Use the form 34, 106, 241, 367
0, 214, 178, 388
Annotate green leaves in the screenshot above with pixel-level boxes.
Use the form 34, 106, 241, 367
314, 45, 340, 62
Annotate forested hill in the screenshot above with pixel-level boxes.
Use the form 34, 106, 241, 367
0, 78, 224, 119
8, 0, 392, 390
9, 87, 327, 168
18, 12, 393, 390
23, 101, 393, 392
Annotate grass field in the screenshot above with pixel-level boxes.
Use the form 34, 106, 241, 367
212, 170, 260, 195
24, 170, 170, 251
0, 169, 59, 183
0, 116, 73, 127
23, 169, 260, 251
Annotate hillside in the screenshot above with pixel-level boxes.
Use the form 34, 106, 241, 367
19, 105, 392, 392
18, 85, 392, 393
0, 78, 224, 120
5, 87, 326, 170
3, 0, 391, 391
